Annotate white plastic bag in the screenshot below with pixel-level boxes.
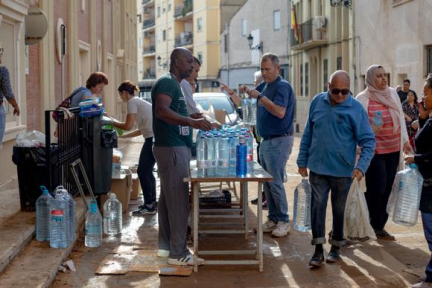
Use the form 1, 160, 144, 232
15, 130, 46, 147
344, 180, 376, 242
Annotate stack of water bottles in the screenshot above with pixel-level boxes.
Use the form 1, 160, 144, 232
35, 185, 76, 249
387, 163, 424, 227
196, 127, 254, 177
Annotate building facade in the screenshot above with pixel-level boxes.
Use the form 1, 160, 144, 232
0, 0, 137, 185
219, 0, 291, 91
289, 0, 353, 133
354, 0, 432, 94
138, 0, 245, 92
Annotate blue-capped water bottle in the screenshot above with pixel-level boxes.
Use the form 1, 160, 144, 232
217, 136, 230, 176
197, 135, 206, 177
36, 186, 53, 242
85, 201, 102, 247
236, 136, 247, 177
245, 134, 253, 174
372, 111, 383, 126
205, 134, 216, 176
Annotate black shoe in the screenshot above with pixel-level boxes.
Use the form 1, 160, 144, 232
374, 229, 396, 241
132, 205, 156, 216
251, 194, 266, 205
309, 252, 324, 267
326, 246, 340, 263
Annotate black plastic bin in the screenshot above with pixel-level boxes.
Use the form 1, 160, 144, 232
12, 145, 58, 211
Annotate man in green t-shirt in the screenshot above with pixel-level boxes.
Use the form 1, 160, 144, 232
151, 47, 212, 266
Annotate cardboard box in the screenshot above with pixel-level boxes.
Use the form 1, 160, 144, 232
130, 173, 141, 200
101, 168, 132, 213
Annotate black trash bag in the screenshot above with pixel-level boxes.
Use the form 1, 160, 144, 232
101, 129, 117, 148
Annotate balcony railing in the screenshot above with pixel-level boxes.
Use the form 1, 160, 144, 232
142, 0, 153, 5
143, 17, 155, 29
143, 45, 155, 54
175, 32, 193, 47
290, 16, 327, 50
144, 68, 156, 79
174, 2, 193, 18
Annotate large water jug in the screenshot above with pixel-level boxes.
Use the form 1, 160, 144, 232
229, 135, 238, 176
53, 186, 75, 243
36, 186, 53, 241
245, 134, 253, 174
103, 193, 122, 235
197, 135, 206, 177
205, 135, 216, 176
49, 191, 69, 248
236, 136, 247, 177
217, 136, 230, 176
293, 178, 312, 232
388, 163, 423, 227
85, 201, 102, 247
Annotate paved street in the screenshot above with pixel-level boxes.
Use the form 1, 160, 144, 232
51, 136, 430, 288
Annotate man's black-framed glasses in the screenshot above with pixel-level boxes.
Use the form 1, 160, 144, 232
331, 88, 351, 95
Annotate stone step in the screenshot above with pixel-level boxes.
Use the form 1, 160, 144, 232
0, 196, 88, 288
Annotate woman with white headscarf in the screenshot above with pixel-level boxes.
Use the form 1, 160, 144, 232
356, 65, 412, 241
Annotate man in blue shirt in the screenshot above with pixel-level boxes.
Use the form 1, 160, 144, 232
297, 70, 376, 268
241, 53, 296, 238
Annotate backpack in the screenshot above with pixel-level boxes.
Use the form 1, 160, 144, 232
52, 87, 87, 122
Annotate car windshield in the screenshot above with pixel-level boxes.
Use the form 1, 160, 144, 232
194, 97, 235, 114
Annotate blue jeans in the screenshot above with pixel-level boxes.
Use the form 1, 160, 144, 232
421, 212, 432, 282
259, 135, 293, 223
309, 171, 352, 247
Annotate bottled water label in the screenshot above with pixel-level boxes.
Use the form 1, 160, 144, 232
197, 160, 205, 169
51, 210, 64, 222
218, 159, 229, 168
246, 154, 253, 162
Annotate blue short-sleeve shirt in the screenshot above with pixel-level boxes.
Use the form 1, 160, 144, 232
256, 76, 296, 138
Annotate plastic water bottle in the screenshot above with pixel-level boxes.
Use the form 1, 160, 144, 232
103, 193, 122, 236
293, 179, 312, 232
49, 191, 69, 249
241, 97, 249, 125
229, 135, 237, 176
36, 186, 53, 242
248, 98, 257, 125
205, 135, 216, 176
245, 134, 253, 174
63, 189, 76, 242
372, 111, 383, 126
85, 201, 102, 248
236, 136, 247, 177
217, 136, 230, 176
390, 163, 424, 226
197, 135, 206, 177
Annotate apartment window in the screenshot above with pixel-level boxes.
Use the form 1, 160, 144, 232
241, 19, 247, 36
427, 46, 432, 76
305, 62, 309, 96
197, 18, 203, 32
157, 5, 161, 17
198, 52, 203, 65
300, 63, 303, 96
337, 57, 342, 70
162, 1, 166, 13
163, 30, 166, 41
274, 10, 281, 31
323, 59, 328, 91
168, 2, 172, 11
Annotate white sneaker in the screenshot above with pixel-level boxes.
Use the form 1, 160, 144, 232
167, 254, 204, 266
271, 221, 290, 237
157, 249, 170, 257
262, 220, 277, 233
412, 281, 432, 288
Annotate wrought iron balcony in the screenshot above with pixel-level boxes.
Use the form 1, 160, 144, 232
290, 16, 327, 51
175, 32, 193, 47
143, 45, 155, 54
174, 2, 193, 18
143, 17, 155, 29
142, 0, 153, 5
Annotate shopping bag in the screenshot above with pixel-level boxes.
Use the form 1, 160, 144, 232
343, 180, 376, 242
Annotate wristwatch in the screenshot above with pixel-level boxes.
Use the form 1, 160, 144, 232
257, 93, 263, 101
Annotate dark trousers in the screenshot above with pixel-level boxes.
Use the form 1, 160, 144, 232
421, 211, 432, 282
137, 137, 156, 205
309, 171, 352, 247
365, 151, 400, 230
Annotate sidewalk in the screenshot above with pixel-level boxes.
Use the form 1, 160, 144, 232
51, 136, 429, 288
